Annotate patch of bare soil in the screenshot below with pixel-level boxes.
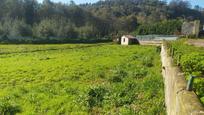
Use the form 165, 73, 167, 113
187, 39, 204, 47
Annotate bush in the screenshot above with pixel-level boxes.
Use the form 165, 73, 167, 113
87, 86, 107, 109
108, 67, 127, 83
194, 79, 204, 97
0, 98, 21, 115
201, 97, 204, 104
10, 20, 32, 37
33, 19, 79, 39
0, 19, 32, 37
180, 53, 204, 76
111, 81, 137, 107
142, 57, 154, 67
33, 19, 56, 38
129, 67, 148, 79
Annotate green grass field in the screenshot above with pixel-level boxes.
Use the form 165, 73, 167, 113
0, 44, 165, 115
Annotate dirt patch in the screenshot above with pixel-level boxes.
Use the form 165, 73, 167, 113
187, 39, 204, 47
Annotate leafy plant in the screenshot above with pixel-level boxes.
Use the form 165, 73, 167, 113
180, 53, 204, 76
87, 86, 107, 109
0, 99, 21, 115
108, 66, 127, 83
142, 57, 154, 67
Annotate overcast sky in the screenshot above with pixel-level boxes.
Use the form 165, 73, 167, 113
37, 0, 204, 7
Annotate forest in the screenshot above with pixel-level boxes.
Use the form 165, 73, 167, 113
0, 0, 203, 43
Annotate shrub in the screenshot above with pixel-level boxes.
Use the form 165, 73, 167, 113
201, 97, 204, 105
0, 19, 32, 37
0, 99, 21, 115
111, 81, 137, 107
34, 19, 56, 38
142, 57, 154, 67
180, 53, 204, 76
87, 86, 107, 109
194, 79, 204, 98
108, 66, 127, 83
10, 20, 32, 37
156, 46, 161, 53
129, 67, 148, 79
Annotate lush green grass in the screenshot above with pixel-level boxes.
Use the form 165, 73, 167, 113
0, 43, 165, 114
167, 39, 204, 105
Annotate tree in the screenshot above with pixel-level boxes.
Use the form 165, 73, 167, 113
0, 0, 203, 43
70, 0, 76, 6
10, 20, 32, 37
39, 0, 55, 19
24, 0, 38, 25
34, 19, 56, 38
135, 19, 183, 35
3, 0, 25, 19
125, 15, 138, 32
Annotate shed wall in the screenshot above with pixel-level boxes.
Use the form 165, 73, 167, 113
121, 37, 129, 45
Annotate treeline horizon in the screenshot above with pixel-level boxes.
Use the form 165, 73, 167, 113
0, 0, 203, 43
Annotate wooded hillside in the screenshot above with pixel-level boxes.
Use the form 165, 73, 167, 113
0, 0, 203, 43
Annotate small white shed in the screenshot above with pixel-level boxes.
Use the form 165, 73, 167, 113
121, 35, 139, 45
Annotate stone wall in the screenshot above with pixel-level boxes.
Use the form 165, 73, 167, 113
182, 20, 200, 37
161, 43, 204, 115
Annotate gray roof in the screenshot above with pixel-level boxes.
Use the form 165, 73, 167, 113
123, 35, 136, 39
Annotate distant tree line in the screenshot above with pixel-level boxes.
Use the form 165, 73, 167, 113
0, 0, 203, 43
135, 20, 183, 35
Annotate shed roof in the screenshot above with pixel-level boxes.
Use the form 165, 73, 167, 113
123, 35, 136, 39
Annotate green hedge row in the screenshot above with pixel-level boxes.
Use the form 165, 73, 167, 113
166, 39, 204, 104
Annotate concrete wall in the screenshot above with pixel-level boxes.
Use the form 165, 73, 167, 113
161, 44, 204, 115
194, 20, 200, 37
182, 20, 200, 37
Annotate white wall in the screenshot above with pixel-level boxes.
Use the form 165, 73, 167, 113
121, 36, 129, 45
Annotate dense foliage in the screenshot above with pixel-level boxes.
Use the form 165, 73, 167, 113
135, 20, 183, 35
0, 44, 165, 114
167, 39, 204, 104
0, 0, 203, 43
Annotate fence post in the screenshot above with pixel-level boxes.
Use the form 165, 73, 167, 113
186, 75, 195, 91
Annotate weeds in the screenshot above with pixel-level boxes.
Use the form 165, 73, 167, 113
0, 44, 165, 114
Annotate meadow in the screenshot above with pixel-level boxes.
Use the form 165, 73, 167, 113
0, 43, 165, 114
